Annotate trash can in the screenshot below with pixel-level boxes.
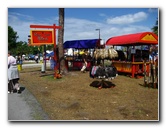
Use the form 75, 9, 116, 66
17, 64, 22, 71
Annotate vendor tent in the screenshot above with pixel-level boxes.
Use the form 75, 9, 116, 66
106, 32, 158, 46
47, 39, 100, 56
47, 51, 54, 57
63, 39, 100, 49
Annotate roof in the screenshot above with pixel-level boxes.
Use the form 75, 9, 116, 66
106, 32, 158, 46
63, 39, 100, 49
47, 51, 54, 57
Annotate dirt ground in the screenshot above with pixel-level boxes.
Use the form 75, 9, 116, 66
19, 67, 158, 121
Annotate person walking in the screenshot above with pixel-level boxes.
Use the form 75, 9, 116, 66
35, 54, 39, 63
81, 50, 88, 72
8, 51, 21, 93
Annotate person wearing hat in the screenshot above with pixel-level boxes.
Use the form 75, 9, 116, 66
8, 51, 21, 93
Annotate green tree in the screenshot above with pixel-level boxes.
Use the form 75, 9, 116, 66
46, 44, 54, 51
15, 41, 25, 56
8, 26, 19, 54
151, 18, 158, 35
15, 41, 32, 56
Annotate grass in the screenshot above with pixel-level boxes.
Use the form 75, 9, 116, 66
19, 67, 159, 121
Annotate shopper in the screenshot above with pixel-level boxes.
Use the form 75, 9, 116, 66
8, 51, 21, 93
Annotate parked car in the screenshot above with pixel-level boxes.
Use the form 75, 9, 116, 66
24, 55, 29, 60
28, 54, 35, 60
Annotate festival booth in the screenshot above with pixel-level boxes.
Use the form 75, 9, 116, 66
63, 39, 101, 70
106, 32, 158, 78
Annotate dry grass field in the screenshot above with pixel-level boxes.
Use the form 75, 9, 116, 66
19, 67, 158, 121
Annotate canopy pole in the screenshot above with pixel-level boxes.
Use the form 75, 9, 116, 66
131, 46, 135, 78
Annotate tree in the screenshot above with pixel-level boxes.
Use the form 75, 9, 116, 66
58, 8, 68, 74
15, 41, 26, 56
151, 18, 158, 35
46, 44, 54, 51
8, 26, 19, 54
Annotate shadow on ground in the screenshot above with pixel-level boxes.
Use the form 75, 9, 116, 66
90, 80, 116, 88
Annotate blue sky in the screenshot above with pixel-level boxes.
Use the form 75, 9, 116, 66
8, 8, 158, 43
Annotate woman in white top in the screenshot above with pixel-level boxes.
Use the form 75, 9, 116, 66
8, 51, 20, 93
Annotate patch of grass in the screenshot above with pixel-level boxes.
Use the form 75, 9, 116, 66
43, 75, 66, 83
43, 75, 55, 80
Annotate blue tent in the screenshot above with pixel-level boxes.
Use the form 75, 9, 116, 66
47, 52, 54, 57
63, 39, 100, 49
47, 39, 100, 56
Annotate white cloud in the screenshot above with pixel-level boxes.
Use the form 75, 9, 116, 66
9, 12, 34, 21
98, 25, 150, 41
106, 12, 148, 25
8, 14, 22, 26
99, 13, 107, 17
8, 12, 151, 43
64, 18, 103, 40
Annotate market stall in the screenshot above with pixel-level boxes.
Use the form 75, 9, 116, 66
63, 39, 101, 70
105, 32, 158, 78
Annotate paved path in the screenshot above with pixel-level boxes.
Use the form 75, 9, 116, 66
8, 85, 50, 121
22, 62, 50, 68
8, 63, 51, 121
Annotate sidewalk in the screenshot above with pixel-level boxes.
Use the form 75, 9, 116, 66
8, 85, 50, 121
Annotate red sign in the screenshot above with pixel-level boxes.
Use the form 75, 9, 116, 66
30, 30, 54, 45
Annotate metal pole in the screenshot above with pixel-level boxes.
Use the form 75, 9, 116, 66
41, 45, 46, 73
99, 29, 100, 40
96, 29, 100, 48
95, 29, 100, 39
53, 24, 57, 78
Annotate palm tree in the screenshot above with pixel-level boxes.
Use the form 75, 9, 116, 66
152, 18, 158, 35
58, 8, 68, 74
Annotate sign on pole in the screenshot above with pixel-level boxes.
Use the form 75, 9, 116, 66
30, 30, 54, 45
29, 24, 61, 78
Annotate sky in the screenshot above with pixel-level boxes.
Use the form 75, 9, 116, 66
8, 8, 158, 44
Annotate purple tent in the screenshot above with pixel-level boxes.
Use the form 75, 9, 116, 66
63, 39, 100, 49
